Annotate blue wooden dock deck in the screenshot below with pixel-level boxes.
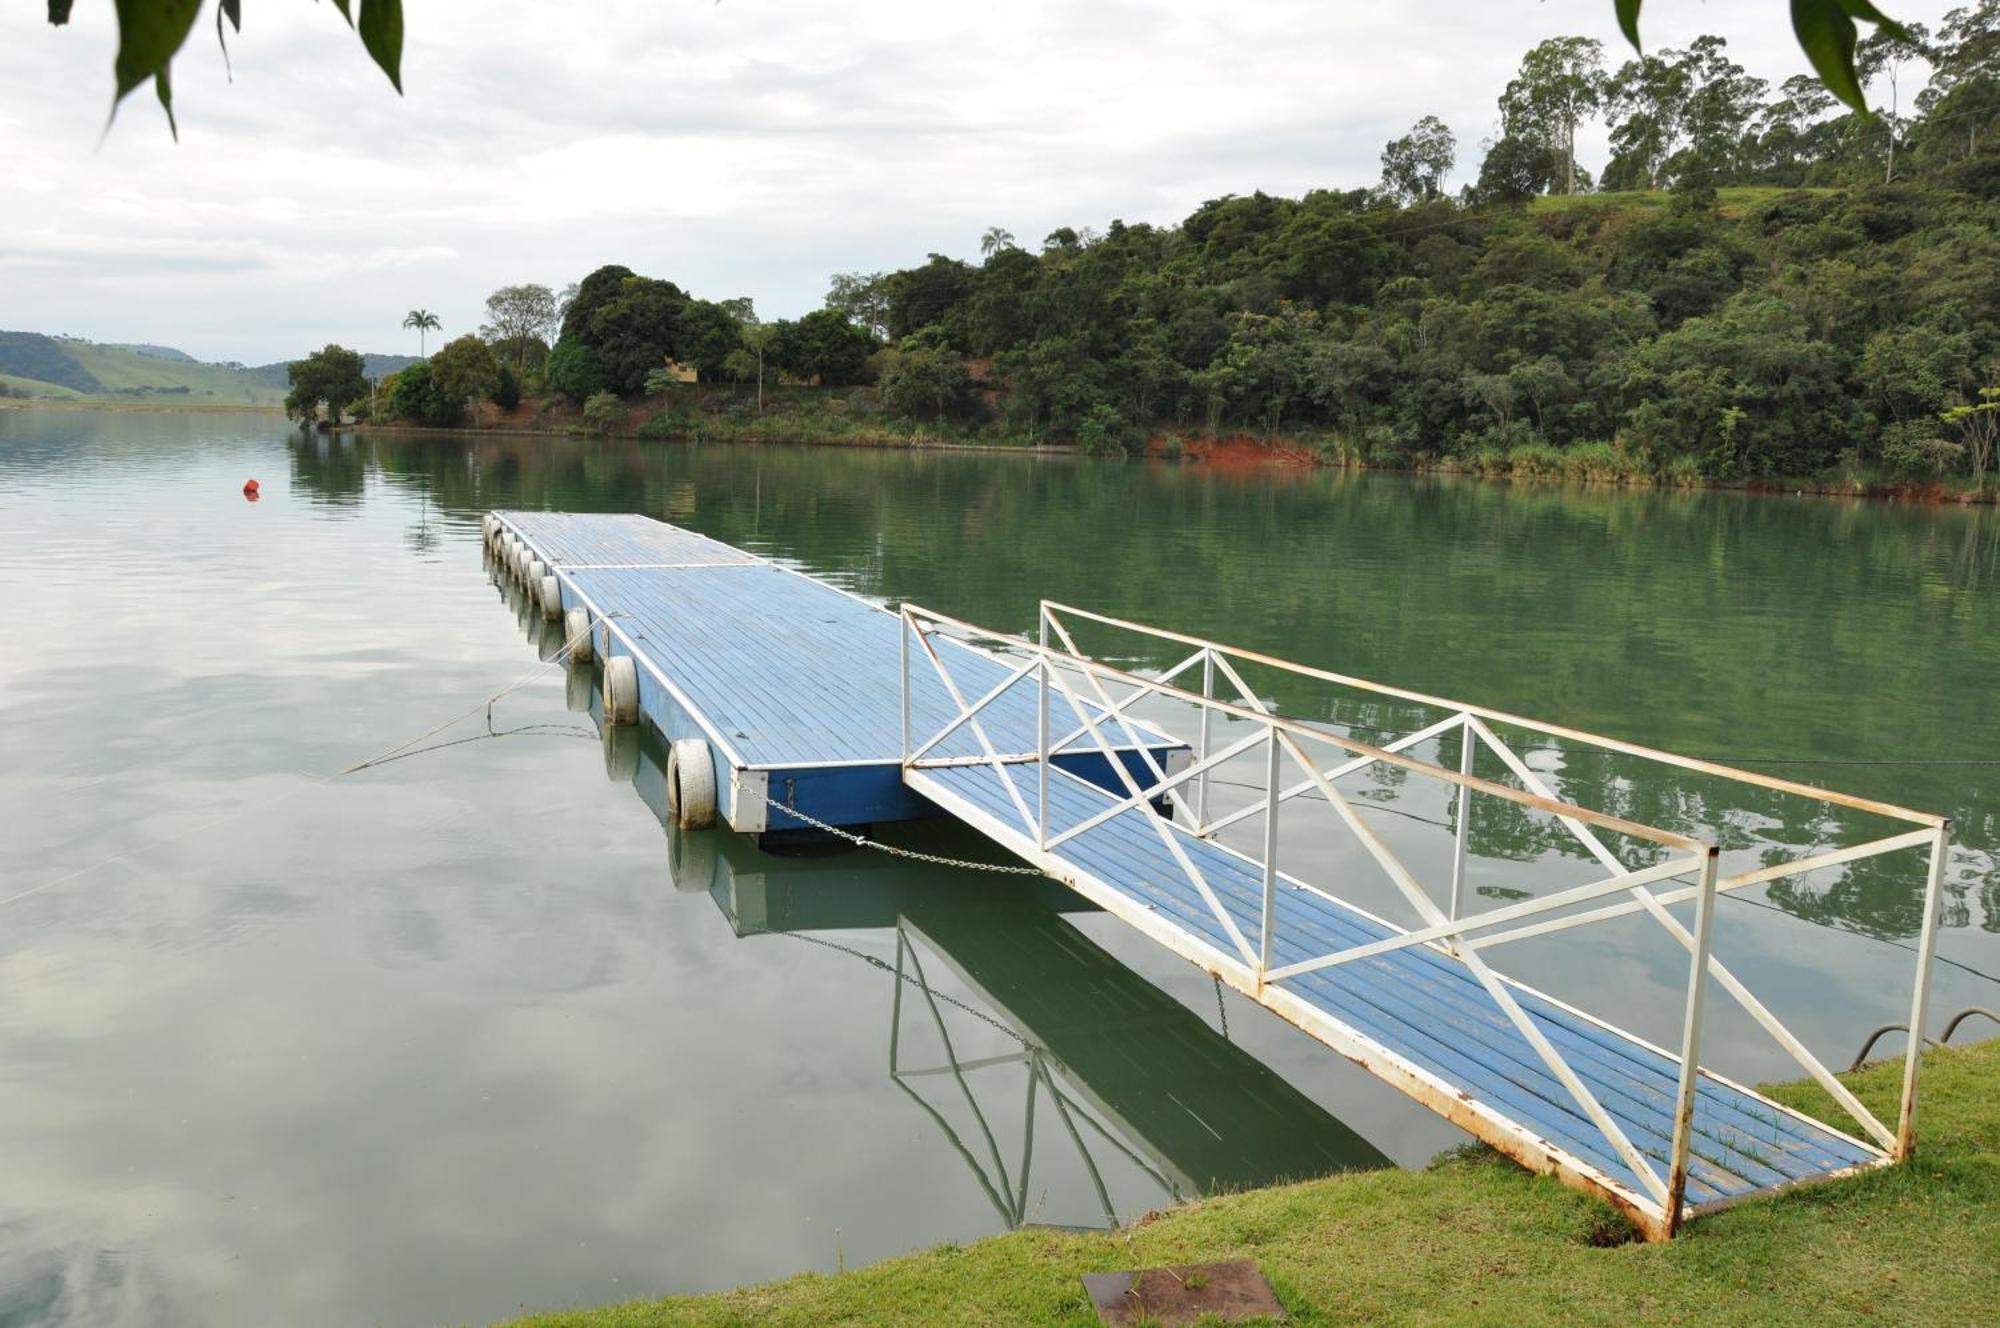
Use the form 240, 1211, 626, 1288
489, 511, 1184, 833
482, 509, 1941, 1243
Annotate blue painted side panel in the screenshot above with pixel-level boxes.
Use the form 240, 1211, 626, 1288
910, 759, 1881, 1207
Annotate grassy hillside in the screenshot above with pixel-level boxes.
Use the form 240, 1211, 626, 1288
0, 335, 420, 408
505, 1041, 2000, 1327
57, 340, 287, 405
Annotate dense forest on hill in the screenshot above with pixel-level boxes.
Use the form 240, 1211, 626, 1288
342, 9, 2000, 488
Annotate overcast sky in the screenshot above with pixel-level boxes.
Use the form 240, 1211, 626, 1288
0, 1, 1961, 363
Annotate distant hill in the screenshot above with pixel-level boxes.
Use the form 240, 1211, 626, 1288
104, 342, 198, 363
245, 352, 421, 387
0, 333, 420, 407
0, 331, 102, 393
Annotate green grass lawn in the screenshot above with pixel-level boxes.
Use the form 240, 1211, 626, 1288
503, 1040, 1999, 1326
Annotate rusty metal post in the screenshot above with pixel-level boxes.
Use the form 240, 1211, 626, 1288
1665, 845, 1721, 1231
1898, 822, 1953, 1158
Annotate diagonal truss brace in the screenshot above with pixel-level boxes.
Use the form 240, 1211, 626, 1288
1464, 715, 1899, 1155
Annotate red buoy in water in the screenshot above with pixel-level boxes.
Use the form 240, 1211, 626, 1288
243, 478, 261, 501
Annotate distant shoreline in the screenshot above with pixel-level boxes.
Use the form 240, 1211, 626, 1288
351, 413, 1999, 508
0, 398, 284, 415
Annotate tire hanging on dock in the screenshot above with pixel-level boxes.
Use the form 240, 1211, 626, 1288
666, 738, 718, 831
604, 655, 640, 726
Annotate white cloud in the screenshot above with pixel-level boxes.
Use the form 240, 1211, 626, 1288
0, 0, 1962, 362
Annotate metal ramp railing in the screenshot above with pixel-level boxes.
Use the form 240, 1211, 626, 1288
896, 600, 1951, 1240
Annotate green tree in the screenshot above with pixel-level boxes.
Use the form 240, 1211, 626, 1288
581, 390, 625, 435
557, 264, 638, 345
545, 338, 607, 402
980, 227, 1017, 258
879, 330, 972, 423
491, 365, 521, 411
426, 334, 500, 421
401, 308, 441, 358
768, 308, 879, 385
885, 255, 975, 343
284, 344, 367, 426
1471, 135, 1557, 202
824, 272, 892, 339
479, 284, 559, 367
1942, 386, 2000, 484
1379, 116, 1457, 203
384, 360, 455, 426
1858, 21, 1933, 182
587, 277, 690, 394
1500, 37, 1607, 194
674, 299, 746, 381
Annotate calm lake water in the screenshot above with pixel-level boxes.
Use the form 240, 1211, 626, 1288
1, 408, 1996, 1326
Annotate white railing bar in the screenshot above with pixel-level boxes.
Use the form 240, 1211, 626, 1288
1665, 850, 1721, 1227
1197, 649, 1216, 826
906, 613, 1040, 836
1259, 728, 1280, 982
1449, 713, 1474, 950
1898, 825, 1954, 1158
1207, 648, 1273, 716
1043, 727, 1271, 852
1042, 645, 1209, 760
904, 602, 1704, 852
1042, 651, 1261, 970
1201, 713, 1463, 837
909, 752, 1047, 768
1039, 600, 1943, 830
1468, 717, 1903, 1151
1042, 612, 1208, 830
1466, 828, 1937, 951
1037, 656, 1049, 851
1272, 724, 1671, 1207
904, 655, 1042, 765
1261, 854, 1701, 984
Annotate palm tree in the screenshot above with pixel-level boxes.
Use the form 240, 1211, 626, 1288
980, 227, 1016, 258
402, 309, 442, 357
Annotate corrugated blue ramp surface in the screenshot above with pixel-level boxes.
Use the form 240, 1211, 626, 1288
908, 759, 1880, 1206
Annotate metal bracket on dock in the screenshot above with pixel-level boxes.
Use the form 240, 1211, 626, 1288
730, 768, 770, 834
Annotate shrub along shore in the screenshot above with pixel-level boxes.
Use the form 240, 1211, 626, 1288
501, 1041, 1999, 1327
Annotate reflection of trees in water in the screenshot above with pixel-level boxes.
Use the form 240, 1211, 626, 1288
284, 431, 366, 506
350, 432, 1993, 943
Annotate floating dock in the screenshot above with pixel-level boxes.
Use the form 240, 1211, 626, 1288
487, 510, 1185, 835
484, 509, 1952, 1242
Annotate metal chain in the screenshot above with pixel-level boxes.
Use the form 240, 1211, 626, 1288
757, 790, 1048, 876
